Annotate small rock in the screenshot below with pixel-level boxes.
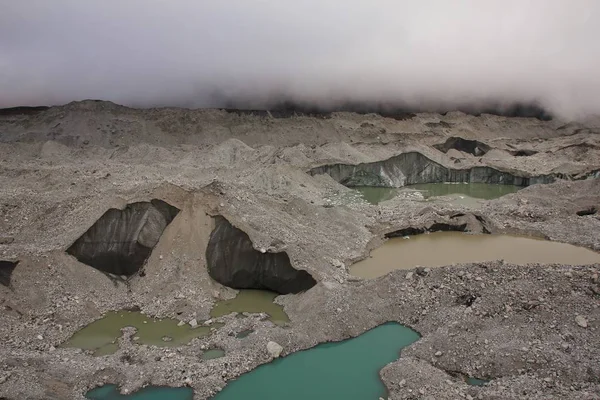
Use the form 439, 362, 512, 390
267, 341, 283, 358
36, 335, 43, 340
399, 379, 406, 387
162, 336, 173, 342
177, 320, 186, 327
405, 272, 414, 280
0, 236, 14, 244
415, 267, 427, 276
189, 319, 198, 328
434, 351, 443, 357
575, 315, 588, 328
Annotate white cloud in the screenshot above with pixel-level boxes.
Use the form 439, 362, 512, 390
1, 0, 599, 118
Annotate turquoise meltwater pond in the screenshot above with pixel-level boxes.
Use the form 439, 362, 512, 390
85, 384, 193, 400
213, 322, 420, 400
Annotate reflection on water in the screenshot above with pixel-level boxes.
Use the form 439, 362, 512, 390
350, 231, 600, 278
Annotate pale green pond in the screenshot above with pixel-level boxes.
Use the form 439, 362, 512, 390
235, 329, 254, 339
201, 348, 226, 360
466, 377, 490, 386
352, 183, 521, 205
62, 311, 222, 356
210, 289, 289, 326
213, 322, 420, 400
410, 182, 521, 205
65, 290, 285, 355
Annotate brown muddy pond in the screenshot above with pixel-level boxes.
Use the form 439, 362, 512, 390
350, 232, 600, 279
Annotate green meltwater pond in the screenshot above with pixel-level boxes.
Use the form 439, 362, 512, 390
408, 182, 521, 205
213, 322, 420, 400
65, 290, 283, 355
62, 311, 222, 356
350, 232, 600, 279
352, 183, 521, 205
210, 289, 290, 326
86, 384, 193, 400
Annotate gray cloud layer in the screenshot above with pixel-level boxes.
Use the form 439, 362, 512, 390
1, 0, 599, 118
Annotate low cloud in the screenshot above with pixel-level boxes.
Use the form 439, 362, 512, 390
1, 0, 599, 119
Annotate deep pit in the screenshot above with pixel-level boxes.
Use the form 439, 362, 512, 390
350, 231, 600, 279
433, 137, 491, 157
67, 200, 179, 276
0, 260, 18, 287
310, 151, 552, 188
206, 216, 316, 294
213, 322, 420, 400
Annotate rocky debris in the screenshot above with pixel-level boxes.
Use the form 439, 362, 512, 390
66, 199, 179, 276
1, 104, 600, 399
0, 236, 14, 244
266, 341, 283, 358
576, 207, 598, 216
575, 315, 588, 328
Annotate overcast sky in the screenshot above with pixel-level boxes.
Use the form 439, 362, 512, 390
1, 0, 599, 118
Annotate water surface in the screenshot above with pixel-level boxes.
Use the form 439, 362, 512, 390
210, 289, 289, 326
352, 186, 403, 205
213, 322, 420, 400
86, 384, 193, 400
352, 183, 520, 205
202, 349, 226, 360
63, 311, 221, 356
408, 182, 520, 200
235, 329, 254, 339
350, 232, 600, 278
465, 377, 489, 386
